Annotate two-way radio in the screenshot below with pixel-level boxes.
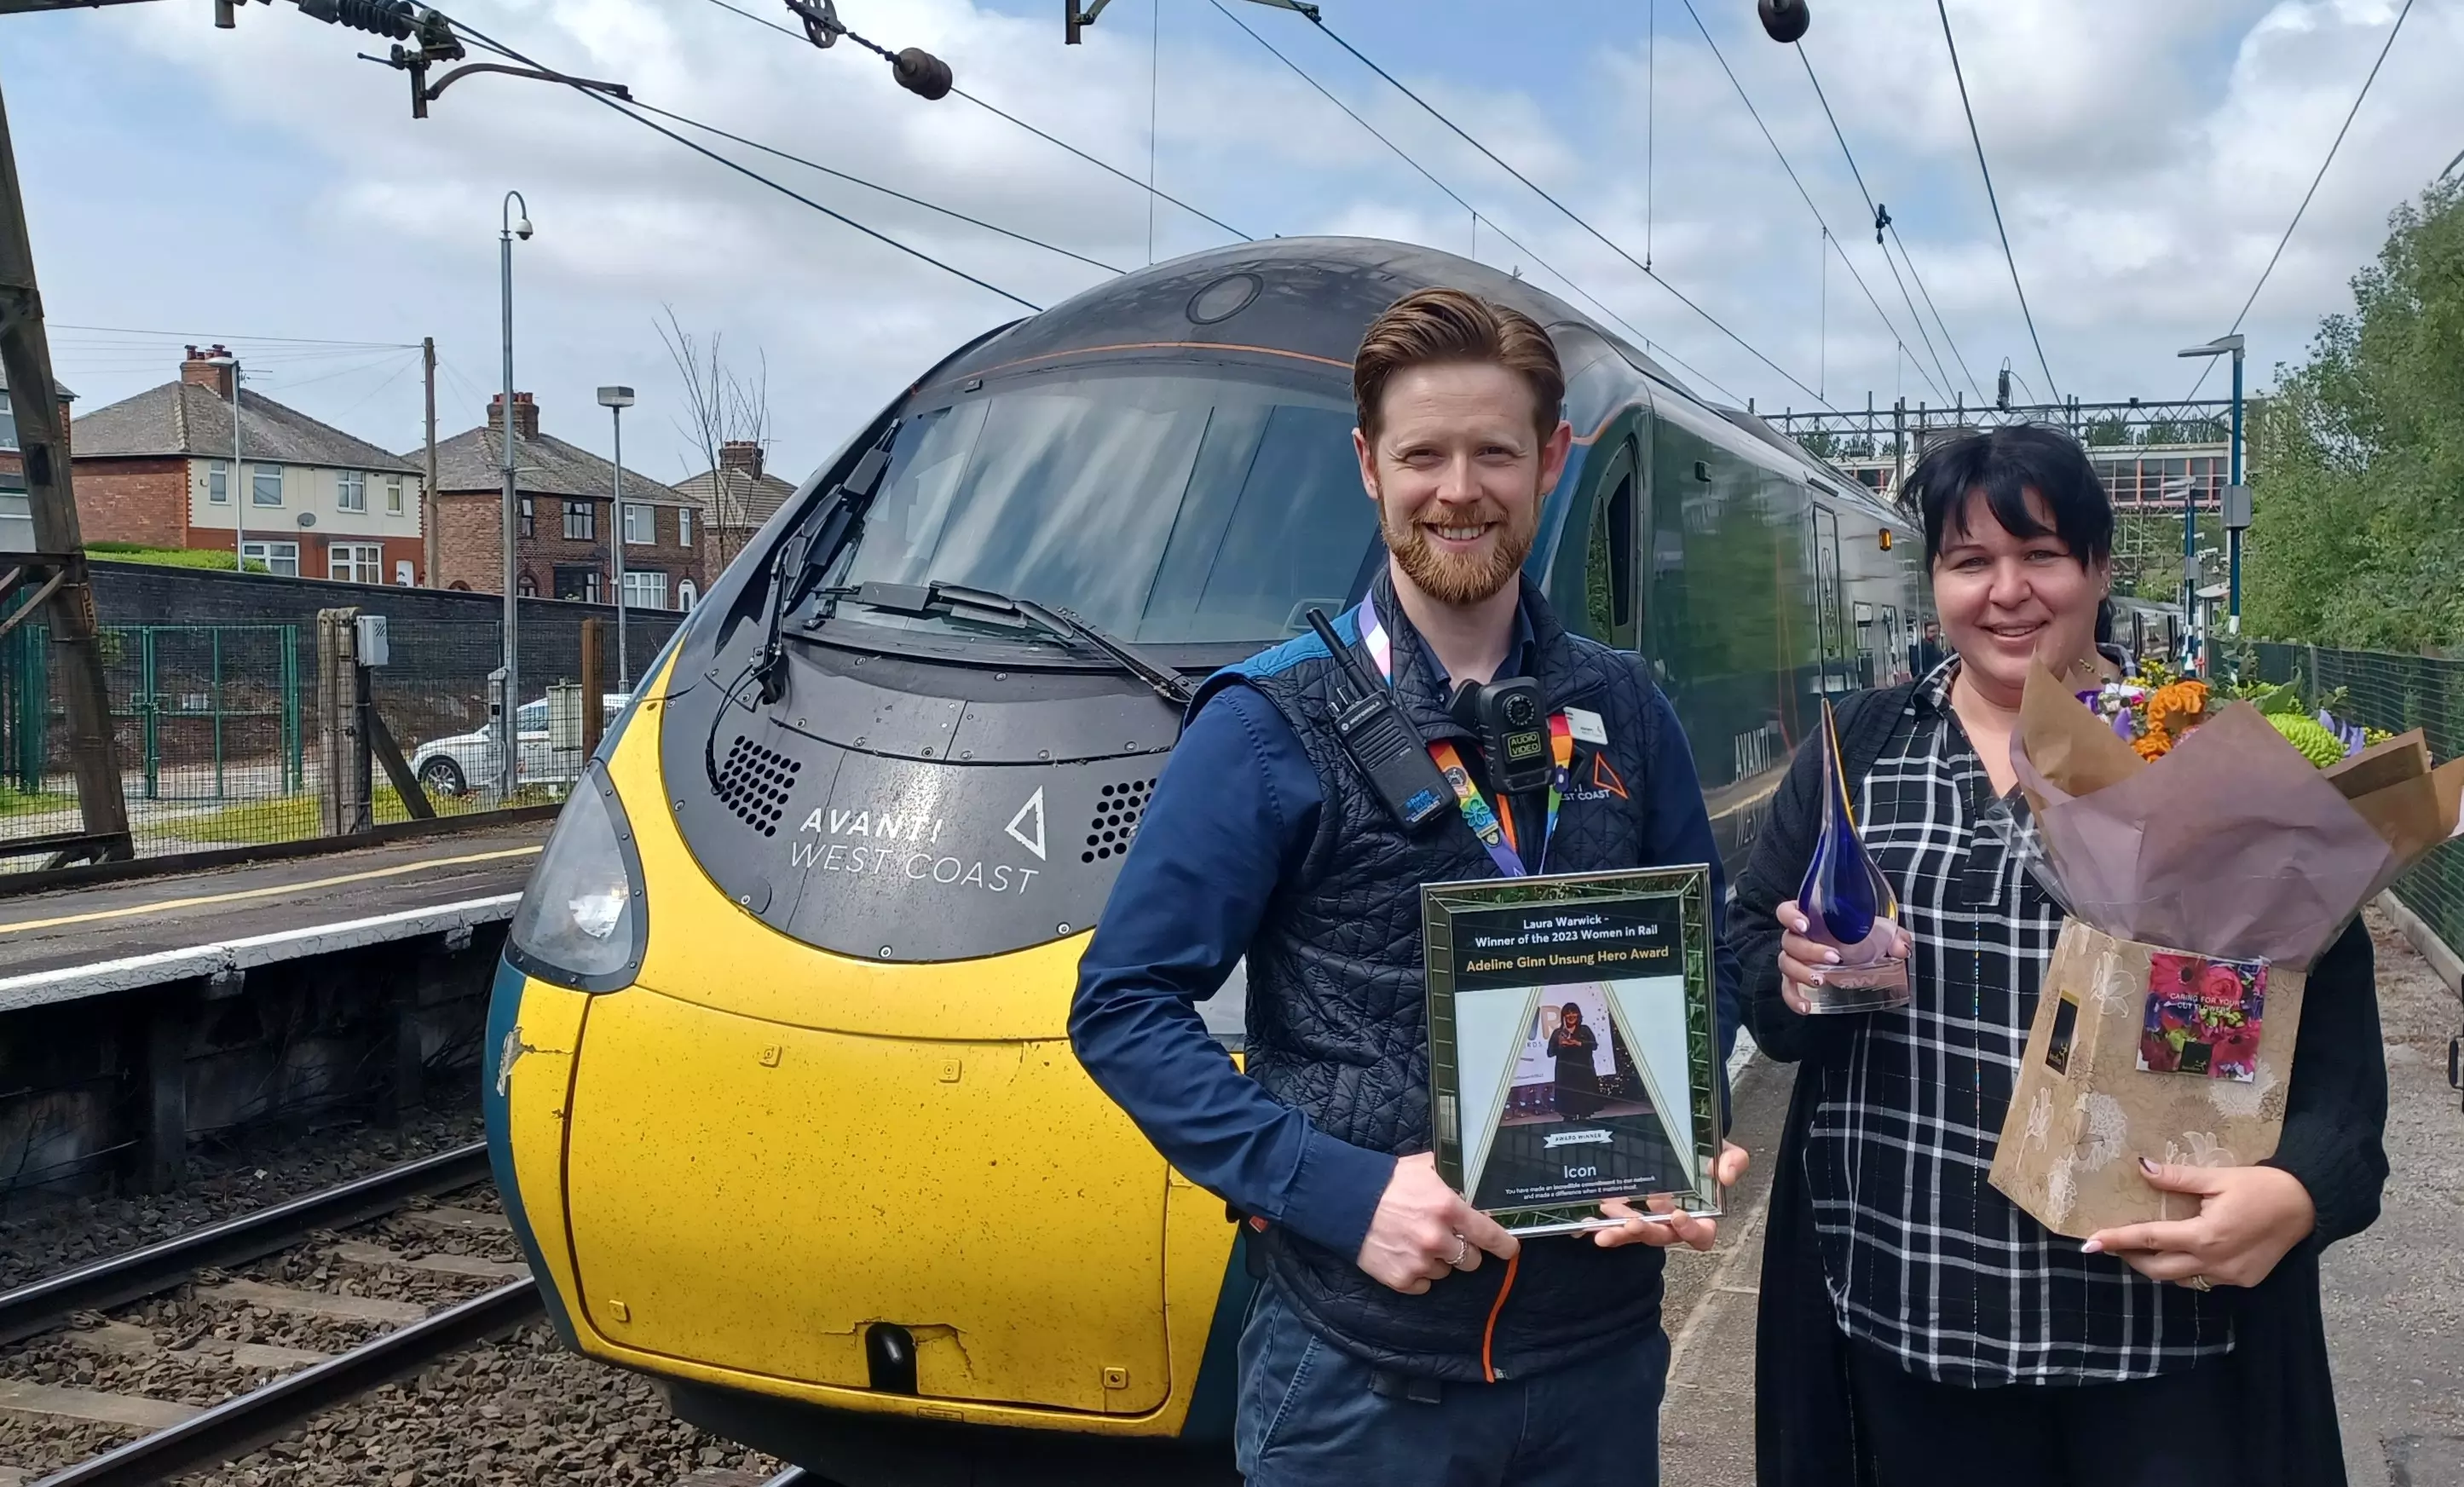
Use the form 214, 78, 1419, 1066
1304, 608, 1451, 831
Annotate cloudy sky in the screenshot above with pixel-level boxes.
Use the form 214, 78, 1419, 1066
8, 0, 2458, 486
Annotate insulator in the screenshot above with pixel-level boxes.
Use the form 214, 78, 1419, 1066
892, 47, 953, 101
1757, 0, 1810, 43
297, 0, 415, 39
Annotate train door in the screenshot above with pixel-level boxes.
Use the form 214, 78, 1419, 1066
1575, 437, 1641, 653
1808, 504, 1850, 695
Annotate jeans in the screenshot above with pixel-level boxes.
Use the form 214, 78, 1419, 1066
1234, 1283, 1670, 1487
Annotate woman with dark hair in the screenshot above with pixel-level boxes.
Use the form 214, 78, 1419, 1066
1729, 424, 2386, 1486
1547, 1002, 1602, 1121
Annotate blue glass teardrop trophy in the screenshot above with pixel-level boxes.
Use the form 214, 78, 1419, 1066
1795, 699, 1911, 1012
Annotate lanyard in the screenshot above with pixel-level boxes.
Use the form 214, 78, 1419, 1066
1356, 592, 1576, 878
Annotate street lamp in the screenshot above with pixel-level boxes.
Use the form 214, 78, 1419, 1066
2178, 333, 2247, 660
205, 352, 242, 573
597, 384, 635, 692
499, 190, 532, 802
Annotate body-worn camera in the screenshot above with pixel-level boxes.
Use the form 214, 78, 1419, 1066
1451, 677, 1553, 796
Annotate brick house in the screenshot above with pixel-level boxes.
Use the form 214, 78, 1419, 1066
674, 440, 796, 579
0, 365, 74, 550
428, 393, 707, 610
68, 347, 424, 583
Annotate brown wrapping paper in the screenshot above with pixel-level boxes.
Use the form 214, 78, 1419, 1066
1993, 923, 2305, 1237
1990, 666, 2463, 1235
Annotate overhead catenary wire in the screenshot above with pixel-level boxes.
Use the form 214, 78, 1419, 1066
46, 324, 419, 349
2186, 0, 2416, 399
449, 20, 1044, 312
623, 98, 1126, 274
694, 0, 1253, 244
1789, 41, 1979, 405
1674, 0, 1943, 403
1936, 0, 2060, 403
1205, 0, 1746, 406
1296, 10, 1839, 412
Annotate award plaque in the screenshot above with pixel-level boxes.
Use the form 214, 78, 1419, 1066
1423, 866, 1723, 1236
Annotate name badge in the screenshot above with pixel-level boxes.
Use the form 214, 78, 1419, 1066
1564, 707, 1608, 746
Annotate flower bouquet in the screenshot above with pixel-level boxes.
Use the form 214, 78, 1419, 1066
1988, 662, 2464, 1236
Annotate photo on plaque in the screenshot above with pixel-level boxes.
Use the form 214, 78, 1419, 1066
1424, 866, 1722, 1236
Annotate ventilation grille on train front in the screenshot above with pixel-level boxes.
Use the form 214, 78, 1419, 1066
1082, 778, 1153, 862
718, 735, 801, 837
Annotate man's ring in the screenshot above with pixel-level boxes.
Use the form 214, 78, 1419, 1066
2186, 1273, 2213, 1292
1449, 1235, 1469, 1269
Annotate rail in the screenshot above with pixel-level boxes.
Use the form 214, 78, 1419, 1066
0, 1142, 489, 1346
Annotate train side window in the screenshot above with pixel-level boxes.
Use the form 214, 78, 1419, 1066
1584, 464, 1638, 649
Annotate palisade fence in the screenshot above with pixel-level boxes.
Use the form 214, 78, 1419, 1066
2248, 642, 2464, 965
0, 616, 632, 862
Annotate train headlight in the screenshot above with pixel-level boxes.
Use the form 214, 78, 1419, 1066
505, 762, 647, 992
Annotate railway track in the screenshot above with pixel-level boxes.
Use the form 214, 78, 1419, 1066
0, 1141, 544, 1485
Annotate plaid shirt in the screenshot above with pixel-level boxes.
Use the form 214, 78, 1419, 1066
1802, 662, 2230, 1384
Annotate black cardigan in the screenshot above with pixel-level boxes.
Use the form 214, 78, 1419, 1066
1728, 683, 2390, 1487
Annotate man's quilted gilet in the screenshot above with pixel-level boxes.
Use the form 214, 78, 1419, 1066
1197, 566, 1692, 1381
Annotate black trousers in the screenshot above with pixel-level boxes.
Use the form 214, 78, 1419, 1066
1846, 1339, 2243, 1487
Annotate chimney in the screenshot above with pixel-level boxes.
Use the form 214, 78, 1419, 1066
718, 440, 765, 481
180, 343, 237, 401
488, 391, 542, 442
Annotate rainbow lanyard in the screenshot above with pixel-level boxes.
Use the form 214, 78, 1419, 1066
1357, 592, 1576, 878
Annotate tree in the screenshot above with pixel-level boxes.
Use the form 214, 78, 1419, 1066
2244, 178, 2464, 652
656, 308, 772, 573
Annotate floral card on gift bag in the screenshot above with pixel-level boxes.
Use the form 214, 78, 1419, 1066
2138, 953, 2267, 1082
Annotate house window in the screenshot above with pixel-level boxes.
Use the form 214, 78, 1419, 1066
0, 393, 15, 452
678, 578, 699, 611
518, 496, 534, 538
208, 461, 228, 504
251, 464, 283, 506
563, 501, 595, 541
553, 565, 603, 602
239, 539, 299, 577
328, 543, 382, 583
621, 569, 669, 610
516, 572, 537, 597
677, 508, 693, 548
338, 470, 366, 512
385, 475, 405, 515
624, 502, 654, 544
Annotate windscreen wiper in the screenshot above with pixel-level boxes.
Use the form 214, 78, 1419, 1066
753, 418, 902, 704
850, 579, 1196, 707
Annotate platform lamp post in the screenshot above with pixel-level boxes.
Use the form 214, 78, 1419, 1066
597, 384, 634, 693
2178, 334, 2247, 648
205, 351, 242, 573
498, 190, 532, 803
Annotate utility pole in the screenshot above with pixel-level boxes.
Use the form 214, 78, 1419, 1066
498, 192, 529, 803
0, 77, 130, 862
421, 335, 437, 586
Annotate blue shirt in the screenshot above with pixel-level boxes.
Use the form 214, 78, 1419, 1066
1070, 613, 1740, 1263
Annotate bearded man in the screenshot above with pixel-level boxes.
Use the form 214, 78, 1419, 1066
1070, 287, 1745, 1485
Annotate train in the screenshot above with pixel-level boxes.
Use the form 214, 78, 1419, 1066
483, 237, 1925, 1484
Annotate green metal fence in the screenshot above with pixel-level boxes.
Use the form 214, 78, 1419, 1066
2247, 642, 2464, 963
0, 614, 630, 864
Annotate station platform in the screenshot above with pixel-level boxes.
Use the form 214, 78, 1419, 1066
0, 818, 551, 1012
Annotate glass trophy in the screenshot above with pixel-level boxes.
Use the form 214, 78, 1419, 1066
1795, 698, 1911, 1012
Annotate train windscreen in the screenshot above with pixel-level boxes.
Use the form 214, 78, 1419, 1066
837, 366, 1377, 647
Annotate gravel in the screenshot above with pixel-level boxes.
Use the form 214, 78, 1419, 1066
171, 1323, 791, 1487
0, 1099, 486, 1293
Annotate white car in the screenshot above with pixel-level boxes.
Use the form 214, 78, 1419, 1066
410, 693, 630, 798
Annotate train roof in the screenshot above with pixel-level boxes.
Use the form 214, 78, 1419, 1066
932, 235, 1696, 401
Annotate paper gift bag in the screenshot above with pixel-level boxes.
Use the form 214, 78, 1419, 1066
1989, 919, 2307, 1238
